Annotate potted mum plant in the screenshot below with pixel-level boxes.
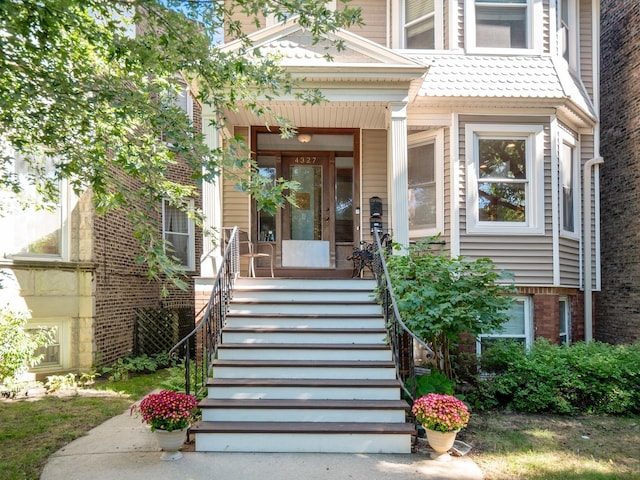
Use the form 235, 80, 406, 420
412, 393, 470, 461
132, 389, 198, 461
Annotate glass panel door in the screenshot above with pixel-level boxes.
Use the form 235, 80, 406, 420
290, 163, 323, 240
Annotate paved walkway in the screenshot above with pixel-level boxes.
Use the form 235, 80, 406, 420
41, 408, 485, 480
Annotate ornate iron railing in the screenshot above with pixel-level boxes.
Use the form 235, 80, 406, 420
371, 229, 434, 401
169, 226, 239, 397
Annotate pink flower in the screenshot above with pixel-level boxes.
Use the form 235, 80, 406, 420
132, 390, 198, 432
412, 393, 470, 432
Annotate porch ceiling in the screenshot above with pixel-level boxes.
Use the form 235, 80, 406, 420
223, 101, 389, 130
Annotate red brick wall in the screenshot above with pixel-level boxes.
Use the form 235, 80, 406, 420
93, 99, 203, 366
596, 0, 640, 344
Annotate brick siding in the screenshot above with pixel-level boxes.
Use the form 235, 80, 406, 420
596, 0, 640, 344
93, 99, 203, 366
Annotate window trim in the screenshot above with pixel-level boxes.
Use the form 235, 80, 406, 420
464, 0, 541, 54
408, 130, 444, 239
27, 318, 70, 372
162, 198, 196, 271
559, 130, 579, 239
465, 124, 545, 235
393, 0, 444, 50
559, 296, 571, 345
476, 296, 533, 356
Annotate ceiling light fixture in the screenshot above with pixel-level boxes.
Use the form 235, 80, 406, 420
297, 133, 312, 143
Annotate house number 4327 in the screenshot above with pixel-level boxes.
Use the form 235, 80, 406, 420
294, 156, 317, 164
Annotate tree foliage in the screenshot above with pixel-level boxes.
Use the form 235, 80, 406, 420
0, 0, 362, 285
386, 238, 517, 380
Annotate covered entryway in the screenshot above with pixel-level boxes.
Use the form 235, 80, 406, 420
253, 128, 358, 277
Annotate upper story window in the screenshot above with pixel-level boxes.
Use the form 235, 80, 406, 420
465, 124, 544, 235
408, 130, 444, 239
0, 148, 68, 260
465, 0, 540, 53
559, 0, 578, 70
394, 0, 443, 49
162, 199, 195, 271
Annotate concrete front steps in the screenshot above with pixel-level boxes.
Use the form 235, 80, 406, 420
191, 277, 414, 453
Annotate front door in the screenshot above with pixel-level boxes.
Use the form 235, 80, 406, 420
281, 152, 334, 268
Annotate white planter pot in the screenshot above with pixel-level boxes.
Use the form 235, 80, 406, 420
154, 427, 188, 461
424, 428, 458, 461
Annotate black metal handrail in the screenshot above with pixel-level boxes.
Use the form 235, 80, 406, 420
169, 226, 239, 397
371, 229, 434, 401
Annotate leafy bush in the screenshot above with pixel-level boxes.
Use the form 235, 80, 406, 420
407, 371, 456, 397
386, 238, 516, 380
470, 339, 640, 415
0, 304, 55, 383
101, 352, 178, 382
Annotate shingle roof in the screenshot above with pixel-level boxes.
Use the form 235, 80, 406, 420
408, 54, 566, 98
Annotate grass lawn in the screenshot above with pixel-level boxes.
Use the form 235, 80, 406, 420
460, 411, 640, 480
1, 372, 638, 480
0, 369, 171, 480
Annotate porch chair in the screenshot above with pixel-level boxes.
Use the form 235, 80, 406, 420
239, 230, 274, 278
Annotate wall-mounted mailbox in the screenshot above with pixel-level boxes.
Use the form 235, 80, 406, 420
369, 196, 382, 217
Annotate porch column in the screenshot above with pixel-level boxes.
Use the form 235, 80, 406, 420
388, 102, 409, 248
201, 115, 222, 277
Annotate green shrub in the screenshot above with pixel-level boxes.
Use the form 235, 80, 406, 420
386, 237, 516, 380
0, 304, 55, 383
470, 339, 640, 415
407, 371, 456, 397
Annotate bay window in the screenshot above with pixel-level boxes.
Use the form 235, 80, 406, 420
465, 124, 544, 234
560, 135, 578, 236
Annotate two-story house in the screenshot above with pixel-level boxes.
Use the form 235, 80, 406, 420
201, 0, 601, 351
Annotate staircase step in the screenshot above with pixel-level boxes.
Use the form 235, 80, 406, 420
222, 327, 387, 344
228, 303, 383, 315
212, 359, 397, 379
225, 313, 384, 328
191, 421, 415, 453
199, 399, 409, 422
206, 378, 402, 400
232, 290, 376, 303
218, 343, 392, 361
234, 278, 377, 291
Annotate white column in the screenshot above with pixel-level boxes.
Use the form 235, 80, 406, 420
201, 115, 222, 278
388, 102, 409, 248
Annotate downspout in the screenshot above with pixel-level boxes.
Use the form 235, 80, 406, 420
583, 156, 603, 342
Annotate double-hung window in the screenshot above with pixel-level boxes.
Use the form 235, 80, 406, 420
559, 0, 578, 69
477, 296, 533, 356
408, 130, 444, 239
465, 0, 539, 52
465, 124, 544, 234
395, 0, 442, 49
162, 199, 195, 271
559, 132, 578, 237
0, 148, 67, 259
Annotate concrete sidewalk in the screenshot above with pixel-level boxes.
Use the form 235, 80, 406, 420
41, 408, 485, 480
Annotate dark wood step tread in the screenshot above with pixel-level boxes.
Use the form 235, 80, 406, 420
219, 343, 388, 350
191, 421, 416, 435
212, 360, 395, 368
199, 399, 409, 410
206, 378, 401, 388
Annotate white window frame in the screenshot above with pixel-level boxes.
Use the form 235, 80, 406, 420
1, 149, 70, 261
559, 296, 571, 345
477, 296, 533, 356
465, 124, 545, 235
27, 318, 71, 372
464, 0, 542, 54
162, 198, 196, 271
392, 0, 444, 50
559, 130, 579, 239
408, 130, 444, 239
559, 0, 579, 71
